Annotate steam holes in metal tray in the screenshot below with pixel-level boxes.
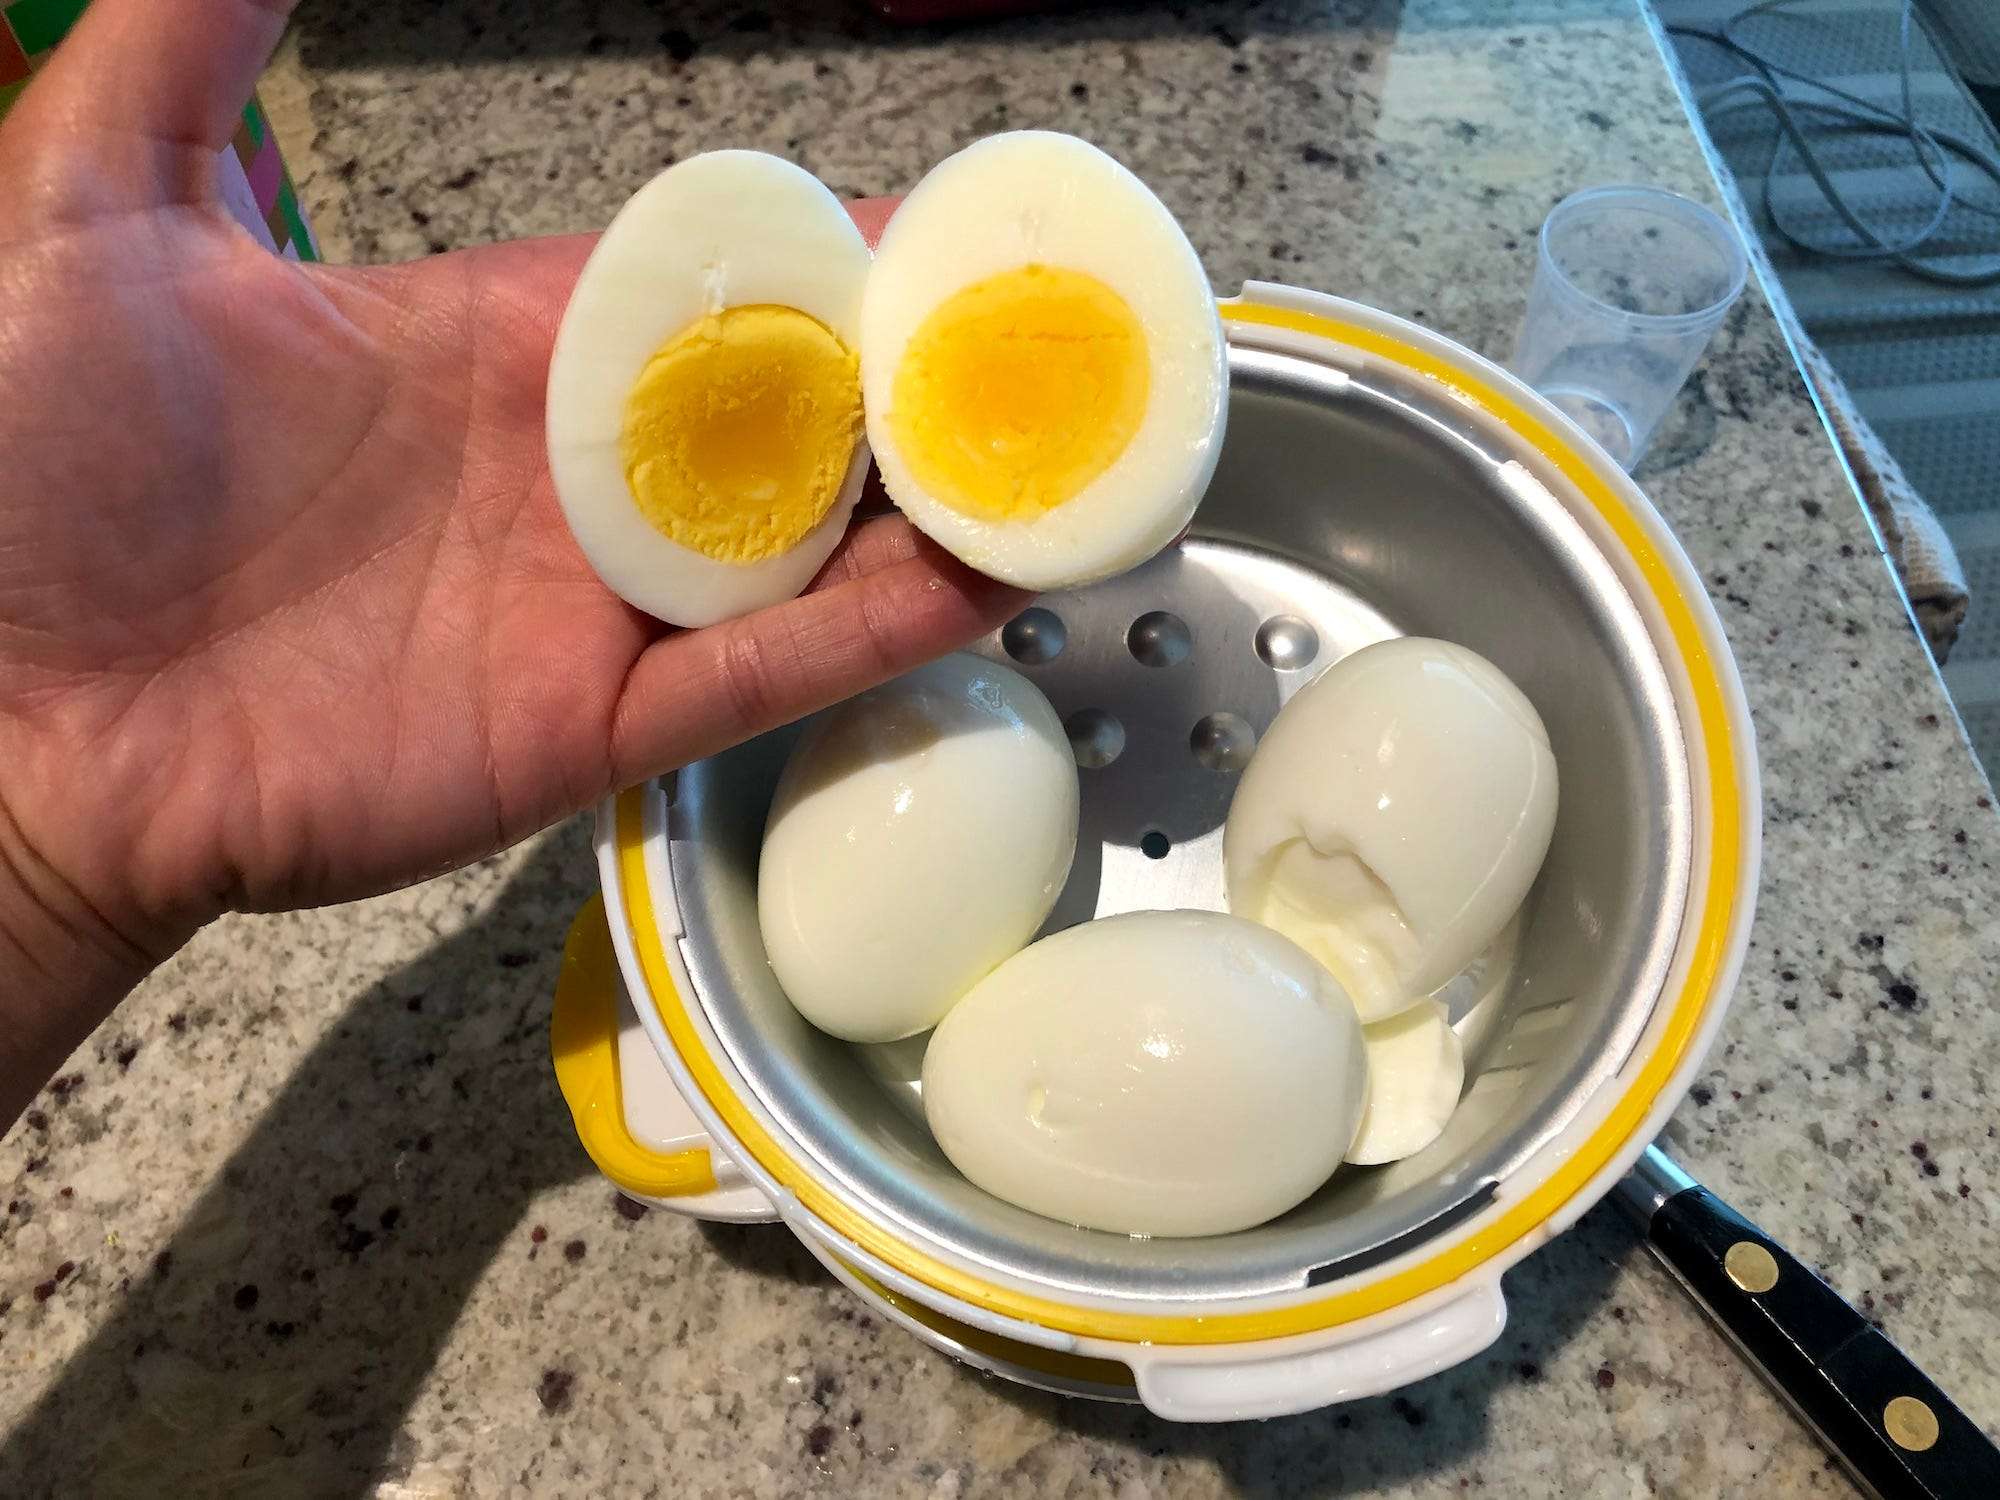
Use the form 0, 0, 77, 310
1126, 610, 1192, 668
1064, 707, 1125, 769
1001, 607, 1066, 665
1254, 614, 1320, 671
1189, 712, 1257, 772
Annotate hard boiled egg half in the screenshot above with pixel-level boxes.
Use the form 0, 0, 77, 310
861, 132, 1227, 590
549, 135, 1226, 623
546, 151, 872, 628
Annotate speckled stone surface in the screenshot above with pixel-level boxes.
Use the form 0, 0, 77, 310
4, 1, 1998, 1495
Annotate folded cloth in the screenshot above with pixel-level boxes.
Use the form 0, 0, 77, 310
1694, 147, 1972, 661
1790, 332, 1971, 661
1656, 0, 1975, 662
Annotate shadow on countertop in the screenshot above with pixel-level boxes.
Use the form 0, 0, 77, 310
964, 1201, 1633, 1496
292, 0, 1408, 69
1, 827, 600, 1499
695, 1132, 1632, 1495
0, 805, 1630, 1496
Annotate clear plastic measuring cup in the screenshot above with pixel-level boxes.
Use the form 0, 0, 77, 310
1509, 185, 1747, 469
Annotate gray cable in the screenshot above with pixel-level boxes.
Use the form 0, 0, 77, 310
1667, 0, 2000, 286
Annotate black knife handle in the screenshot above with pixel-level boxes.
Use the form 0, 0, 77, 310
1649, 1184, 2000, 1500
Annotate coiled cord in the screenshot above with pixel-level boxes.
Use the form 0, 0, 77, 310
1666, 0, 2000, 286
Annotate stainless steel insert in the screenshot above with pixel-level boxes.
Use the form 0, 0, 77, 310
662, 334, 1693, 1306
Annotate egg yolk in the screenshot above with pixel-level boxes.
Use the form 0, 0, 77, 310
888, 265, 1148, 523
620, 305, 862, 564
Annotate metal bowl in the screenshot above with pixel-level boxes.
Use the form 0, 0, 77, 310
655, 294, 1701, 1305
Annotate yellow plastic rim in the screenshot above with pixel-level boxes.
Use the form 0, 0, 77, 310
615, 302, 1746, 1346
551, 896, 718, 1199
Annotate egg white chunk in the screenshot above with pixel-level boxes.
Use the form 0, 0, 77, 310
922, 910, 1368, 1237
758, 653, 1078, 1044
1224, 637, 1558, 1023
861, 132, 1226, 590
546, 151, 872, 627
1346, 999, 1465, 1166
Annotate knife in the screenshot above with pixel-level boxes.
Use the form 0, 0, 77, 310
1611, 1146, 2000, 1499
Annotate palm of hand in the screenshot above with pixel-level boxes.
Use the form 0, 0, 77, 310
0, 24, 1015, 965
3, 204, 631, 930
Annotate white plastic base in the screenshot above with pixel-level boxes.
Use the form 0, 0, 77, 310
1129, 1282, 1507, 1421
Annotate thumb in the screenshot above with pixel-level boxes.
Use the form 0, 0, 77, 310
7, 0, 296, 213
846, 195, 901, 250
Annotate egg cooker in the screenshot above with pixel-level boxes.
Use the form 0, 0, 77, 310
550, 282, 1761, 1422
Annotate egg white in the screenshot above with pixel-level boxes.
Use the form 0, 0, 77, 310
1224, 637, 1559, 1022
860, 132, 1227, 590
546, 151, 872, 627
758, 653, 1079, 1044
922, 910, 1367, 1237
1346, 999, 1465, 1166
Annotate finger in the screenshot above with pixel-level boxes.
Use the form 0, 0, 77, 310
408, 231, 599, 344
808, 514, 928, 591
15, 0, 297, 209
609, 542, 1028, 781
845, 196, 901, 250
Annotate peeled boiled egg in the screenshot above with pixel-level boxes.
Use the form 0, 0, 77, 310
922, 911, 1368, 1237
1346, 999, 1464, 1166
860, 132, 1227, 590
1224, 637, 1558, 1023
758, 653, 1078, 1043
546, 151, 872, 627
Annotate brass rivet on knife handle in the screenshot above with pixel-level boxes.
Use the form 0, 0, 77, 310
1882, 1395, 1940, 1453
1723, 1240, 1779, 1294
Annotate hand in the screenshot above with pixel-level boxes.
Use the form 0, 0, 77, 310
0, 0, 1025, 1121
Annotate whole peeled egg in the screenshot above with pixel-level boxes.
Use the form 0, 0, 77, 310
758, 653, 1078, 1044
1224, 637, 1558, 1023
922, 911, 1368, 1237
860, 132, 1227, 590
546, 151, 872, 627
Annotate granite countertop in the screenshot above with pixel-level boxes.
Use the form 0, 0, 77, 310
5, 0, 1998, 1494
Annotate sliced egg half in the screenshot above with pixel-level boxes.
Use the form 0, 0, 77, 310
546, 151, 872, 627
860, 132, 1227, 590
